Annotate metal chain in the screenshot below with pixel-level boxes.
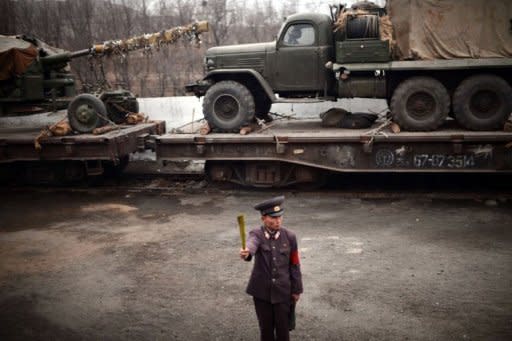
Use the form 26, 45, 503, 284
95, 109, 118, 128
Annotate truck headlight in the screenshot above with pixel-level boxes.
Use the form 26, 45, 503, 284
206, 58, 215, 69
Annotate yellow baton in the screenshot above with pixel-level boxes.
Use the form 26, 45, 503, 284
237, 214, 246, 249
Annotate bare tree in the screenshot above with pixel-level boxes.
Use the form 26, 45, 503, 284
0, 0, 288, 97
59, 0, 96, 89
200, 0, 234, 46
280, 0, 298, 19
0, 0, 17, 35
13, 0, 36, 37
175, 0, 197, 25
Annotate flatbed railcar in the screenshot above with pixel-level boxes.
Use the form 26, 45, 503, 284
0, 121, 165, 183
155, 120, 512, 187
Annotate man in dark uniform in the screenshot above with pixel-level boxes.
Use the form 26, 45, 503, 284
240, 196, 303, 341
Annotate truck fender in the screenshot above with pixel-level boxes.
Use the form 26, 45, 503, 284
204, 69, 277, 102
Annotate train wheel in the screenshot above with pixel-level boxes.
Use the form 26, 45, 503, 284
292, 165, 327, 190
60, 161, 86, 183
390, 77, 450, 131
205, 161, 234, 183
103, 156, 130, 177
453, 74, 512, 130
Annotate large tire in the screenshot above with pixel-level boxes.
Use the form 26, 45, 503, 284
67, 94, 107, 133
346, 15, 379, 39
453, 74, 512, 131
203, 81, 255, 132
390, 77, 450, 131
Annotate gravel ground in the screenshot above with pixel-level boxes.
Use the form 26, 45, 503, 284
0, 188, 511, 340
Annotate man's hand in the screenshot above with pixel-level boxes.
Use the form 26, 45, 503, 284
240, 248, 250, 260
292, 294, 300, 302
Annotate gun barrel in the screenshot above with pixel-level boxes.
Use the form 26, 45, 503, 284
92, 21, 209, 56
70, 49, 91, 59
40, 21, 209, 68
39, 48, 91, 69
39, 53, 72, 67
193, 21, 209, 34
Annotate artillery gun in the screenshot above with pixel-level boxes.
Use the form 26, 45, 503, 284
0, 35, 78, 115
0, 21, 209, 132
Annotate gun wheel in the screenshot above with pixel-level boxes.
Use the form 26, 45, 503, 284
67, 94, 107, 133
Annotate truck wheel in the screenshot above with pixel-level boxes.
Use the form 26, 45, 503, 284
390, 77, 450, 131
203, 81, 255, 132
453, 74, 512, 130
68, 94, 107, 133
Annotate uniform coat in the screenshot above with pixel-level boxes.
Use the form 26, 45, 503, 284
245, 226, 303, 303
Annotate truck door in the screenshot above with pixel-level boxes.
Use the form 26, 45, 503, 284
274, 22, 319, 92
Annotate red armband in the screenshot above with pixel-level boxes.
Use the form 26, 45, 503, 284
290, 250, 300, 265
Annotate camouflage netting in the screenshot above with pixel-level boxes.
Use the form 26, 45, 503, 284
0, 35, 69, 81
93, 21, 209, 57
334, 0, 512, 60
388, 0, 512, 60
379, 15, 392, 46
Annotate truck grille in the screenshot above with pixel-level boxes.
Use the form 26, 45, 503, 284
219, 57, 264, 73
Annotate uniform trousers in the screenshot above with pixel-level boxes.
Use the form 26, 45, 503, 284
253, 297, 290, 341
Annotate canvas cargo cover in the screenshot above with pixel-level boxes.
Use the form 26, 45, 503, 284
0, 36, 38, 81
388, 0, 512, 60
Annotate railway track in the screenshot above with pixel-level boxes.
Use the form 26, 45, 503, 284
3, 172, 511, 201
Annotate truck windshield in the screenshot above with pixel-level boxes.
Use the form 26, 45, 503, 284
282, 23, 315, 46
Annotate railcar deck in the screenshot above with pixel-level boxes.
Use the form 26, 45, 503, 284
156, 119, 512, 186
0, 121, 165, 163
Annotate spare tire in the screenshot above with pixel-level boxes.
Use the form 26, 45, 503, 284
390, 77, 450, 131
453, 74, 512, 131
203, 81, 255, 132
346, 15, 379, 39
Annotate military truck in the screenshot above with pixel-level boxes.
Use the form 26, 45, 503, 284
186, 0, 512, 132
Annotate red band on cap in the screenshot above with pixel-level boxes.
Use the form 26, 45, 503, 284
290, 250, 300, 265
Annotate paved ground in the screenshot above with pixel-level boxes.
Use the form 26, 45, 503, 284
0, 187, 511, 340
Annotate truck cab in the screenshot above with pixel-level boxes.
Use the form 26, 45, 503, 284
271, 13, 335, 97
187, 13, 336, 132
